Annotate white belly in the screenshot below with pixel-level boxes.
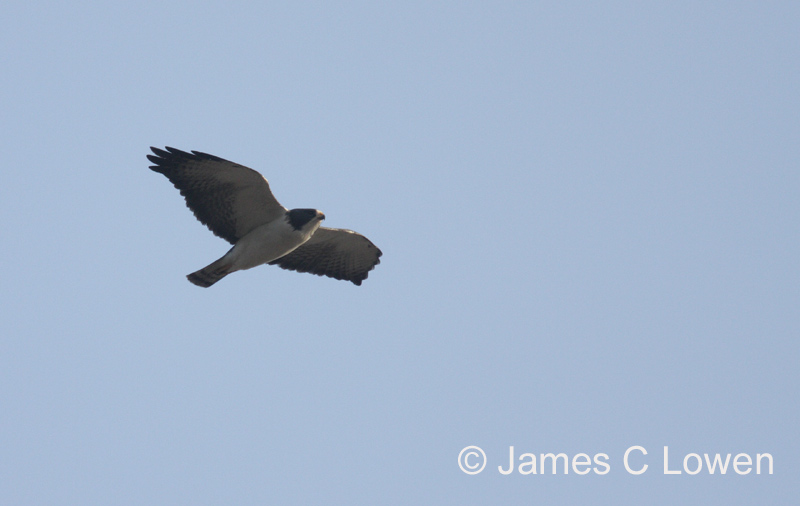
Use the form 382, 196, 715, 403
224, 220, 318, 271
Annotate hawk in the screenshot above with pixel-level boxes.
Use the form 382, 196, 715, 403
148, 147, 382, 287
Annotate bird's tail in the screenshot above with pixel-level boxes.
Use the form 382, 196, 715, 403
187, 257, 234, 288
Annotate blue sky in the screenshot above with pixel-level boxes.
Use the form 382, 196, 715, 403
1, 1, 797, 504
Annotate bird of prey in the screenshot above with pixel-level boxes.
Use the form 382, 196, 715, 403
148, 146, 382, 287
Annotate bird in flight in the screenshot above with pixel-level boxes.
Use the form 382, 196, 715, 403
148, 146, 382, 287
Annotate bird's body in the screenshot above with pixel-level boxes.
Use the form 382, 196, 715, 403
226, 212, 324, 270
148, 147, 381, 286
186, 210, 325, 287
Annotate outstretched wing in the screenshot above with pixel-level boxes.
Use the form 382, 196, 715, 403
269, 227, 382, 285
148, 146, 286, 244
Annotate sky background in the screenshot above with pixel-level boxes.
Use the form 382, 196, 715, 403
1, 1, 798, 504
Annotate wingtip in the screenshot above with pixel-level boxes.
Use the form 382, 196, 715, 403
355, 243, 382, 285
148, 146, 169, 159
148, 146, 210, 168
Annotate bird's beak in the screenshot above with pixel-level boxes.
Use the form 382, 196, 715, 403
318, 212, 326, 220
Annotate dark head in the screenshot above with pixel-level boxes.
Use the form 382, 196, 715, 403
287, 208, 325, 231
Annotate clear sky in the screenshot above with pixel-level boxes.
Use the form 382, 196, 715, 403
1, 1, 797, 504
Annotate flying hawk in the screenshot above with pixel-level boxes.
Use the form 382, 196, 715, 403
148, 147, 382, 287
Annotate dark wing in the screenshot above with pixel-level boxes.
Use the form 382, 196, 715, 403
269, 227, 382, 285
148, 146, 286, 244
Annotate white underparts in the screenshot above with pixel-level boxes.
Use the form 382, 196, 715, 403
222, 216, 321, 273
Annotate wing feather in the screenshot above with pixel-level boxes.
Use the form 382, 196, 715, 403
148, 146, 286, 244
269, 227, 382, 285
